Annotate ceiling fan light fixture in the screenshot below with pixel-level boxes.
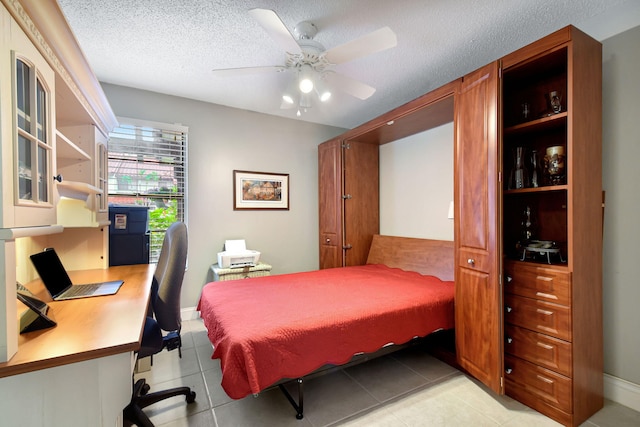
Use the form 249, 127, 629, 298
282, 94, 295, 104
315, 79, 331, 102
299, 92, 312, 109
299, 77, 314, 93
282, 77, 298, 104
298, 65, 315, 94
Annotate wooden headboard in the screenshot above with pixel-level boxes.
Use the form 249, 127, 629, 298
366, 235, 454, 281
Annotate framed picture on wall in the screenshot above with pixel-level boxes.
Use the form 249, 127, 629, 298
233, 170, 290, 210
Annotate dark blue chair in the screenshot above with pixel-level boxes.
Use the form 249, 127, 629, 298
123, 222, 195, 426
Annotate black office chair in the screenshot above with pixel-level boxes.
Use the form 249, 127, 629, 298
123, 222, 196, 427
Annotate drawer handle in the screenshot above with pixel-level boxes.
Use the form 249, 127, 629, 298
325, 238, 331, 243
506, 275, 513, 283
467, 258, 475, 266
506, 337, 513, 344
506, 306, 513, 313
505, 368, 513, 375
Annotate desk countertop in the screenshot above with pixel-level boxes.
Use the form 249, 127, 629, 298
0, 264, 154, 378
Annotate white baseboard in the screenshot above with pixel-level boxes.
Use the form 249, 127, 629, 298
179, 305, 640, 414
604, 373, 640, 412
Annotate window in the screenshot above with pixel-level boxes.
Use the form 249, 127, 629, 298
108, 117, 187, 262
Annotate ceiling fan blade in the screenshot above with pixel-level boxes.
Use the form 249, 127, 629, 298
324, 72, 376, 100
323, 27, 397, 65
248, 8, 302, 54
211, 65, 285, 77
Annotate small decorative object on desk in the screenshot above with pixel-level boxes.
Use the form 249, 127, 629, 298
544, 145, 565, 185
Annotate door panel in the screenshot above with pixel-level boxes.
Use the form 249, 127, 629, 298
454, 61, 502, 393
318, 139, 343, 269
343, 141, 379, 266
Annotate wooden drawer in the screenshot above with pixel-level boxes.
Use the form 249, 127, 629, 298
458, 247, 490, 272
504, 354, 572, 413
321, 232, 338, 246
504, 261, 571, 305
505, 294, 571, 341
504, 324, 572, 377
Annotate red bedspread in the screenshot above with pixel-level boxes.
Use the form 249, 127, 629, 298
197, 264, 455, 399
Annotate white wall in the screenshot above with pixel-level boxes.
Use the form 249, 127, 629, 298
101, 83, 345, 307
380, 123, 454, 240
601, 24, 640, 387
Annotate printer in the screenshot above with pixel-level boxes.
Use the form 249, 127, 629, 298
217, 239, 261, 268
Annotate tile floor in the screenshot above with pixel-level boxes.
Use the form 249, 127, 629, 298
134, 318, 640, 427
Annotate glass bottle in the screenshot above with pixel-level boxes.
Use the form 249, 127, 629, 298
521, 205, 536, 243
509, 146, 529, 189
530, 149, 541, 188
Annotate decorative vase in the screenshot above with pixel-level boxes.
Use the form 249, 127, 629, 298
544, 145, 565, 185
509, 146, 529, 189
530, 149, 541, 188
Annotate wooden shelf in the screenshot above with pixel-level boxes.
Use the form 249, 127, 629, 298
504, 112, 567, 136
504, 185, 567, 195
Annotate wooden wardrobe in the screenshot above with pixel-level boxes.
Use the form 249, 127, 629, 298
455, 26, 603, 426
319, 25, 603, 427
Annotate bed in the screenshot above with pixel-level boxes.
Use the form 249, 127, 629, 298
197, 235, 455, 418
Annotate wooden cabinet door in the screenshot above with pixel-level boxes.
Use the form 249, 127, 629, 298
343, 141, 379, 266
454, 61, 502, 393
318, 139, 343, 269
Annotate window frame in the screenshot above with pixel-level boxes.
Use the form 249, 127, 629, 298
107, 117, 188, 263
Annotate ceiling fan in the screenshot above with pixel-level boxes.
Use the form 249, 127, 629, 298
212, 8, 397, 112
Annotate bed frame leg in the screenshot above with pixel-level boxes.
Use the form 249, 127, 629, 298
278, 378, 304, 419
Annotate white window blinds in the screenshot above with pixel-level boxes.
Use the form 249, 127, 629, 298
108, 117, 187, 262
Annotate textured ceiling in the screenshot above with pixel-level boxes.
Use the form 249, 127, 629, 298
56, 0, 640, 129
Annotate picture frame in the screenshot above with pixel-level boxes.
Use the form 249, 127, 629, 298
233, 170, 289, 210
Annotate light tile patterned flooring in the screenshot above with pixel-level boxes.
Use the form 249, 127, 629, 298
134, 318, 640, 426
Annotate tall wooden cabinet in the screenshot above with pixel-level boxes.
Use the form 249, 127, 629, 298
454, 61, 502, 394
318, 138, 378, 269
500, 26, 602, 426
455, 26, 603, 426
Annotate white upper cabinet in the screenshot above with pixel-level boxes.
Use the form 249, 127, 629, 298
1, 8, 57, 228
1, 0, 117, 230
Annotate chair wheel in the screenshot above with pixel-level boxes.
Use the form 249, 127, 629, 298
141, 383, 151, 395
186, 391, 196, 404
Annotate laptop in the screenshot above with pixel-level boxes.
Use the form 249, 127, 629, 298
30, 248, 124, 301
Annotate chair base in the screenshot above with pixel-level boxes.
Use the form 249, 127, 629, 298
123, 378, 196, 427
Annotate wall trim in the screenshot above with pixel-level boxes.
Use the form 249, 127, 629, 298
604, 373, 640, 412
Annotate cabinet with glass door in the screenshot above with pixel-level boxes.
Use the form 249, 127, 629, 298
3, 31, 57, 228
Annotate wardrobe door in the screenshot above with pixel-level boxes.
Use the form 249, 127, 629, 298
454, 61, 503, 393
318, 139, 343, 269
343, 140, 379, 266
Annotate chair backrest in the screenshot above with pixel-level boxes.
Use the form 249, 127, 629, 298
151, 222, 188, 332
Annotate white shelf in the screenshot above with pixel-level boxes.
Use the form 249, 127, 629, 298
0, 225, 64, 240
57, 180, 102, 201
55, 129, 90, 168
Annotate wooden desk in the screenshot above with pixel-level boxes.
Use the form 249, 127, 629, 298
0, 264, 154, 426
